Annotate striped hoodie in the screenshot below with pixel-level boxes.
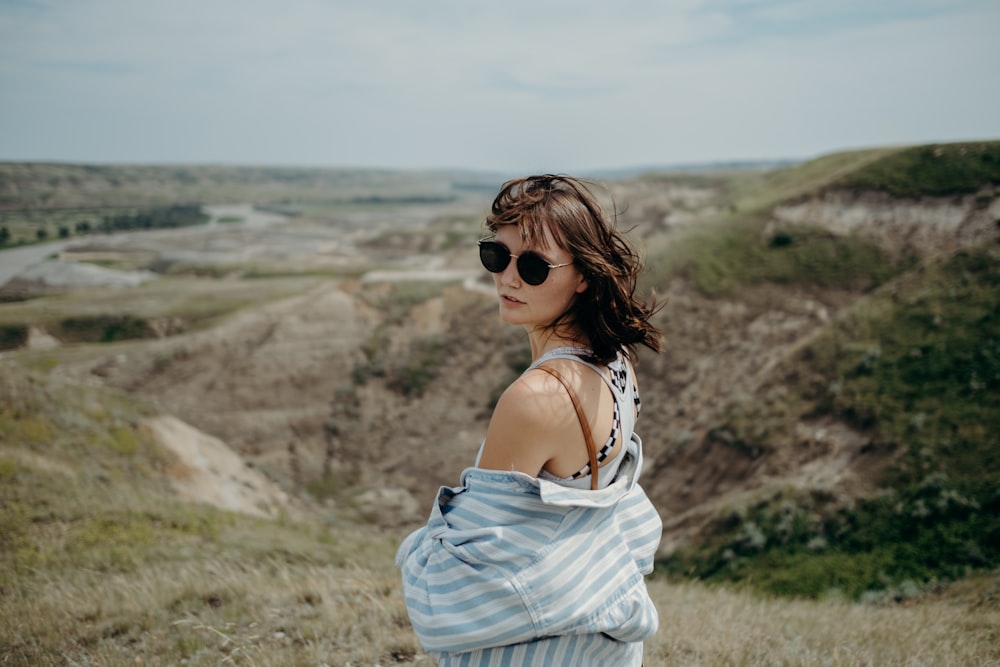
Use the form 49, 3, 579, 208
395, 433, 662, 665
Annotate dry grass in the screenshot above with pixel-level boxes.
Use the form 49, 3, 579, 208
2, 365, 998, 666
2, 543, 428, 666
0, 275, 325, 331
645, 578, 1000, 666
4, 552, 998, 666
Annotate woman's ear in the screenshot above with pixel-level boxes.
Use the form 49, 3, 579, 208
575, 277, 589, 294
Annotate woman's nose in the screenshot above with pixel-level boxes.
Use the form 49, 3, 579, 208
500, 258, 521, 285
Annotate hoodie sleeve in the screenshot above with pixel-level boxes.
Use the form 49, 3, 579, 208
395, 479, 549, 652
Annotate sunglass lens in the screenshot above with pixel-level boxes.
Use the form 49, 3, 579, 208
517, 254, 549, 285
479, 241, 510, 273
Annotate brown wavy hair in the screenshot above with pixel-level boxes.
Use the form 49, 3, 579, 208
484, 174, 662, 364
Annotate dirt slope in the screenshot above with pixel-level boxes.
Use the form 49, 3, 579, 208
65, 279, 372, 475
56, 272, 520, 523
75, 268, 872, 545
143, 414, 301, 519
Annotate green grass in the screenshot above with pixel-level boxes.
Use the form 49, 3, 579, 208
805, 247, 999, 484
730, 147, 901, 211
834, 141, 1000, 198
643, 215, 904, 297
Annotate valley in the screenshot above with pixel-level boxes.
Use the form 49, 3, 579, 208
2, 145, 998, 665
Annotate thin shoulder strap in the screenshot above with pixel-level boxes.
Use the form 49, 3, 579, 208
534, 364, 600, 491
531, 348, 622, 397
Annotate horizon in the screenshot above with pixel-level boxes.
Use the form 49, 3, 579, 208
0, 153, 806, 175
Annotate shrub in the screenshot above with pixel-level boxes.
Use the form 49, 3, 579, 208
388, 336, 446, 397
57, 315, 154, 343
0, 324, 28, 350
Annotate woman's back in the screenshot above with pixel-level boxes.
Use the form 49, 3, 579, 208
505, 346, 639, 490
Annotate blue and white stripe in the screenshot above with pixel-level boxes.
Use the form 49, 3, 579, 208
396, 434, 662, 665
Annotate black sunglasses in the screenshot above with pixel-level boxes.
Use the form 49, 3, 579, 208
478, 238, 573, 286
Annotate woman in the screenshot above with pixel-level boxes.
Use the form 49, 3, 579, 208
396, 175, 663, 665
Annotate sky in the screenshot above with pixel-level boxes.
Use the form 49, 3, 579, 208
1, 0, 998, 174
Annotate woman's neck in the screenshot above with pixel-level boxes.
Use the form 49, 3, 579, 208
526, 326, 589, 362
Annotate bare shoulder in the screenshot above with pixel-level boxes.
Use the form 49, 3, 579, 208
477, 364, 579, 476
505, 358, 593, 422
506, 362, 574, 405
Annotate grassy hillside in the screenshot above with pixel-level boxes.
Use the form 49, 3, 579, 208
641, 212, 905, 297
642, 140, 1000, 298
648, 141, 1000, 600
0, 366, 418, 665
662, 246, 1000, 598
2, 362, 997, 665
832, 141, 1000, 198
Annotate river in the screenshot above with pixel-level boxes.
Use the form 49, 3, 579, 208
0, 204, 288, 288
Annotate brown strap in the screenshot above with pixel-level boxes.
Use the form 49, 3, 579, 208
535, 364, 600, 491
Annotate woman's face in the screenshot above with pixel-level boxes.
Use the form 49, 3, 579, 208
490, 223, 588, 331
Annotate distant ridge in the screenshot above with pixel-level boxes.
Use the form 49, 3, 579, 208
581, 158, 801, 180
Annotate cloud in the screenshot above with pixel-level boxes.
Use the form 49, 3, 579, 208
1, 0, 997, 170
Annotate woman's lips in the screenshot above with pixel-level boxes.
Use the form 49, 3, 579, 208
501, 294, 524, 305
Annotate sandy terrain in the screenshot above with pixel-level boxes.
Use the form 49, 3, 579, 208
143, 414, 301, 519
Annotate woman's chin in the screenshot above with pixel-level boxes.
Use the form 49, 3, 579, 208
497, 303, 528, 326
497, 309, 522, 326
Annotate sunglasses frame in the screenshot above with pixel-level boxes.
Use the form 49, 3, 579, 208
478, 238, 573, 286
